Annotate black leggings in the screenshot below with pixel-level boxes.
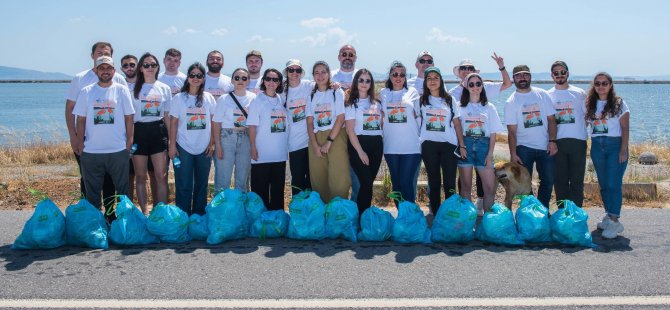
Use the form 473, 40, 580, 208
289, 147, 311, 195
421, 140, 459, 214
348, 135, 383, 214
250, 161, 287, 211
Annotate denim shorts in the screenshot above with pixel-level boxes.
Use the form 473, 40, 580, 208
458, 137, 491, 168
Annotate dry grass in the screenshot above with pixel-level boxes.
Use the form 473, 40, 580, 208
0, 142, 74, 166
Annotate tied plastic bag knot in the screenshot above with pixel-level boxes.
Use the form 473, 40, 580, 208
476, 203, 525, 246
550, 200, 595, 247
65, 199, 109, 249
431, 194, 477, 244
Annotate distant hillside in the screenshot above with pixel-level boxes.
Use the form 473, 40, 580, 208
0, 66, 71, 80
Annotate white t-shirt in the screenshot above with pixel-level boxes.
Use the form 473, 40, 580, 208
282, 80, 313, 152
169, 92, 216, 155
213, 91, 256, 128
407, 76, 425, 95
306, 88, 346, 133
247, 78, 262, 94
380, 87, 421, 154
419, 96, 461, 145
547, 85, 587, 140
589, 100, 630, 138
331, 68, 356, 90
204, 74, 234, 100
158, 71, 187, 96
246, 92, 289, 164
66, 69, 127, 101
132, 81, 172, 123
448, 81, 503, 102
459, 102, 504, 138
504, 87, 557, 150
127, 82, 135, 93
344, 98, 383, 136
72, 82, 135, 154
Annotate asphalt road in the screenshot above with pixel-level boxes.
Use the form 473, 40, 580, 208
1, 208, 669, 309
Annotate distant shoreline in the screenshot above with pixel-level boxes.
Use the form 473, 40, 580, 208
2, 79, 670, 84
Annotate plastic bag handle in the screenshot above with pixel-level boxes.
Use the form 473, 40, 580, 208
28, 188, 48, 203
386, 191, 404, 203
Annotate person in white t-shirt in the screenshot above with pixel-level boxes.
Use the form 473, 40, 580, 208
245, 50, 263, 94
73, 56, 135, 212
212, 68, 255, 193
169, 62, 216, 216
418, 67, 465, 214
585, 72, 629, 239
307, 61, 350, 203
407, 51, 434, 95
130, 53, 172, 215
547, 61, 588, 207
282, 59, 313, 195
504, 65, 558, 209
158, 48, 187, 96
380, 61, 422, 204
248, 68, 289, 210
345, 68, 383, 213
457, 73, 504, 214
120, 54, 142, 201
331, 45, 357, 90
204, 50, 233, 100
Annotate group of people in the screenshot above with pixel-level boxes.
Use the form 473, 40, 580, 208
66, 42, 629, 240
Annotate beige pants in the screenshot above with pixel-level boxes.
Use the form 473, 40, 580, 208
308, 129, 351, 203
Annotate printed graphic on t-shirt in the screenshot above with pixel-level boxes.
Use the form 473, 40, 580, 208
140, 94, 162, 117
315, 103, 333, 127
464, 114, 485, 137
363, 112, 381, 130
206, 87, 224, 99
288, 98, 306, 123
233, 108, 247, 127
186, 106, 207, 130
522, 103, 543, 128
425, 108, 446, 132
170, 86, 180, 95
592, 116, 608, 134
270, 109, 287, 133
554, 102, 575, 125
93, 100, 115, 125
386, 102, 407, 123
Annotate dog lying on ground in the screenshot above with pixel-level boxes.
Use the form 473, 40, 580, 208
494, 162, 532, 210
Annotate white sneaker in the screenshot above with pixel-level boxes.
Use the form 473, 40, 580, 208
602, 220, 624, 239
597, 215, 612, 230
476, 198, 484, 216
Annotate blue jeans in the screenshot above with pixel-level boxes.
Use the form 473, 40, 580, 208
174, 144, 211, 216
385, 153, 422, 203
590, 137, 627, 218
516, 145, 555, 208
214, 128, 250, 193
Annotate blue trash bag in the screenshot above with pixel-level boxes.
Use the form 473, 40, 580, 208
147, 203, 191, 243
13, 198, 66, 250
287, 190, 327, 240
250, 210, 290, 239
206, 188, 249, 244
431, 194, 477, 244
392, 200, 431, 244
65, 199, 109, 249
109, 195, 160, 246
324, 197, 359, 242
476, 203, 525, 246
515, 195, 552, 243
357, 206, 394, 242
550, 200, 595, 247
245, 191, 267, 230
188, 213, 209, 241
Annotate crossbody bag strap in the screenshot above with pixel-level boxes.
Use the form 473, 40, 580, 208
229, 93, 248, 118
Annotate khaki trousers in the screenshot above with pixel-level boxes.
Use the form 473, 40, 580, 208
308, 129, 351, 203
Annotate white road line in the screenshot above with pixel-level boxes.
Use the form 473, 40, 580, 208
1, 296, 670, 308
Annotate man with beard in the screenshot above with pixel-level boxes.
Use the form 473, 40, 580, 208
504, 65, 558, 209
407, 51, 434, 95
245, 50, 263, 94
547, 61, 587, 207
73, 56, 135, 212
204, 50, 233, 100
158, 48, 187, 96
120, 55, 137, 90
331, 44, 357, 90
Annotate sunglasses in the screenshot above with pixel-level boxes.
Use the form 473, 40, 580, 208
459, 65, 475, 71
287, 68, 303, 74
122, 63, 136, 69
468, 81, 483, 88
358, 78, 372, 84
594, 81, 610, 87
391, 72, 406, 78
233, 76, 248, 81
552, 70, 568, 77
418, 59, 433, 64
142, 63, 158, 69
341, 52, 355, 57
264, 77, 280, 83
188, 73, 204, 79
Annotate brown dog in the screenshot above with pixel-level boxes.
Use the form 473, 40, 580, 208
494, 162, 532, 210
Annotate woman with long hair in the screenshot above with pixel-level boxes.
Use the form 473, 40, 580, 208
344, 69, 383, 213
585, 72, 629, 239
457, 73, 503, 213
168, 62, 216, 215
131, 52, 172, 215
306, 61, 350, 203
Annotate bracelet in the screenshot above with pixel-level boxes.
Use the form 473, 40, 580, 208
326, 136, 334, 142
549, 139, 557, 143
460, 146, 466, 149
498, 66, 506, 71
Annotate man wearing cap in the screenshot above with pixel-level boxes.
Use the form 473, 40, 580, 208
246, 50, 263, 94
547, 61, 587, 207
331, 44, 357, 90
408, 51, 434, 95
504, 65, 558, 208
73, 56, 135, 212
158, 48, 187, 96
204, 50, 233, 100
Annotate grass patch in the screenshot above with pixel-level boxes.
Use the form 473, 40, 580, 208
0, 142, 74, 166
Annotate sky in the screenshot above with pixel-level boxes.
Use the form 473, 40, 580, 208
1, 0, 669, 77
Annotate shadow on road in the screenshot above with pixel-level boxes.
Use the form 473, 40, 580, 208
590, 229, 633, 252
0, 244, 101, 271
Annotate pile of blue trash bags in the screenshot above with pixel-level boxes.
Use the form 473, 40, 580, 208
12, 191, 594, 250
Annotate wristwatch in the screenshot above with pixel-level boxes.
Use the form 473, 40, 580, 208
327, 136, 334, 142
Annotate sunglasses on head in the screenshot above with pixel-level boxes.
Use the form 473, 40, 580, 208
468, 81, 483, 88
287, 68, 303, 74
358, 78, 371, 84
233, 76, 248, 81
459, 65, 475, 71
391, 72, 406, 78
122, 63, 136, 69
264, 77, 280, 83
142, 63, 158, 69
552, 70, 568, 77
188, 73, 204, 79
341, 52, 355, 57
594, 81, 610, 87
418, 59, 433, 64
